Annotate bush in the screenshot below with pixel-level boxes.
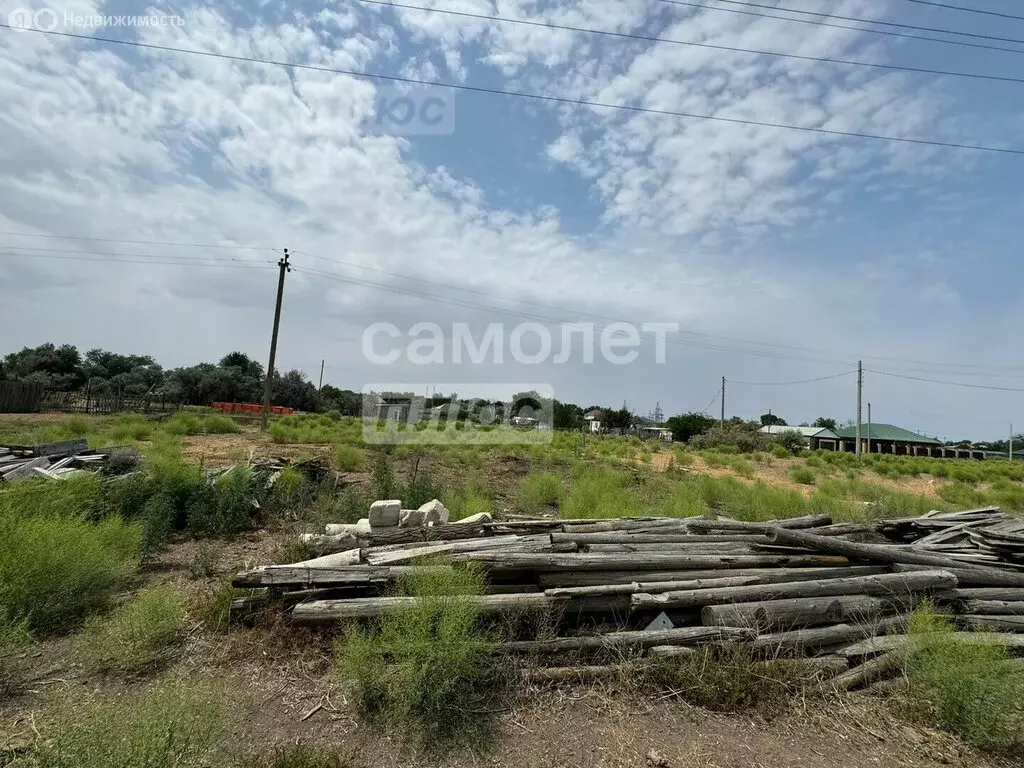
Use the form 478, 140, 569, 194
336, 567, 498, 748
84, 585, 186, 673
187, 469, 258, 536
238, 745, 354, 768
768, 443, 791, 459
562, 468, 639, 519
446, 482, 492, 521
789, 466, 816, 485
334, 444, 366, 472
690, 423, 767, 453
31, 686, 225, 768
515, 473, 563, 515
905, 607, 1024, 753
771, 430, 806, 456
0, 506, 139, 635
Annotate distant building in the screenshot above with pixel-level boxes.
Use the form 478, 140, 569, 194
759, 424, 839, 451
833, 423, 984, 459
583, 409, 604, 434
637, 426, 673, 442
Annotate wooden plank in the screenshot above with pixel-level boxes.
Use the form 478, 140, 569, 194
458, 552, 850, 571
233, 564, 451, 588
633, 570, 957, 611
549, 532, 769, 545
501, 626, 755, 654
702, 594, 916, 630
537, 565, 888, 588
34, 438, 90, 457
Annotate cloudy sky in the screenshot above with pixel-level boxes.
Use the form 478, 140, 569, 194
1, 0, 1022, 440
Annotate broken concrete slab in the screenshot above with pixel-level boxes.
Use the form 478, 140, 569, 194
369, 500, 402, 528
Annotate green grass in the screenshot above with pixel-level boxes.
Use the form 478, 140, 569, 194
0, 504, 139, 635
515, 472, 563, 515
905, 606, 1024, 754
30, 686, 226, 768
335, 567, 498, 749
0, 609, 32, 697
562, 467, 640, 519
445, 482, 493, 521
238, 745, 358, 768
84, 585, 186, 673
789, 466, 816, 485
334, 444, 366, 472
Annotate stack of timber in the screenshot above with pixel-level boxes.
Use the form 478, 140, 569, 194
0, 439, 119, 482
234, 505, 1024, 687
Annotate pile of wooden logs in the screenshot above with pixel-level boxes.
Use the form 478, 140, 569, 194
234, 506, 1024, 688
0, 439, 114, 483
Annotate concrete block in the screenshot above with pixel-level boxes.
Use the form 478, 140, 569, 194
400, 508, 426, 528
453, 512, 493, 525
369, 500, 402, 528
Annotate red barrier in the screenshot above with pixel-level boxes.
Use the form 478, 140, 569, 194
211, 402, 295, 416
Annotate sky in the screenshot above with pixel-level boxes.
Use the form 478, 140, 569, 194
1, 0, 1023, 441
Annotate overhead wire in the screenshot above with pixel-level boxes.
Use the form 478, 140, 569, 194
1, 251, 276, 268
358, 0, 1024, 86
0, 244, 275, 263
659, 0, 1024, 56
867, 368, 1024, 393
1, 24, 1021, 155
708, 0, 1024, 45
900, 0, 1024, 22
728, 371, 857, 386
0, 230, 270, 250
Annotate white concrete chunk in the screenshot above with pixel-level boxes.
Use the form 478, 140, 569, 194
369, 500, 402, 528
400, 508, 426, 528
325, 519, 371, 536
419, 499, 448, 526
453, 511, 493, 525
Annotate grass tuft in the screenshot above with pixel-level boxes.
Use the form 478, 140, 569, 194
789, 466, 816, 485
334, 444, 366, 472
515, 472, 563, 515
84, 585, 186, 674
238, 745, 357, 768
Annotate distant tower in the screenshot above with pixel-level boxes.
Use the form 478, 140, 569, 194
653, 401, 663, 424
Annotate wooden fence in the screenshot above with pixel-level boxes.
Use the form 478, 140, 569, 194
0, 381, 46, 413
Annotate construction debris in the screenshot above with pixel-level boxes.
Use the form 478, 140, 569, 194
235, 504, 1024, 688
0, 439, 129, 482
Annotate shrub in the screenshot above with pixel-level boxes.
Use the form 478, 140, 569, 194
701, 452, 730, 468
690, 423, 767, 453
789, 466, 816, 485
200, 579, 244, 633
772, 430, 806, 455
189, 543, 221, 578
336, 567, 498, 748
730, 459, 755, 477
187, 469, 258, 536
563, 468, 639, 519
335, 444, 366, 472
371, 451, 396, 499
515, 473, 563, 515
31, 686, 225, 768
905, 607, 1024, 753
768, 443, 791, 459
204, 415, 240, 434
84, 585, 186, 673
0, 507, 139, 635
446, 482, 493, 521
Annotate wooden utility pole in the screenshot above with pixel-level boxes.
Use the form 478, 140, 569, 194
261, 248, 290, 430
867, 402, 872, 455
318, 359, 325, 391
855, 360, 863, 457
720, 377, 725, 427
1010, 423, 1014, 461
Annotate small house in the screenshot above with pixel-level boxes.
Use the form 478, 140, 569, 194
759, 425, 839, 451
583, 409, 603, 434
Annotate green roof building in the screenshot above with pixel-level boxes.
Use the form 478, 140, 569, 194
833, 423, 984, 459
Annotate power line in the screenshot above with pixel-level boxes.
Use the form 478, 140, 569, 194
659, 0, 1024, 56
0, 230, 269, 250
710, 0, 1024, 45
2, 24, 1021, 155
728, 371, 857, 386
0, 244, 273, 263
698, 389, 721, 415
1, 251, 276, 268
900, 0, 1024, 22
358, 0, 1024, 86
867, 368, 1024, 392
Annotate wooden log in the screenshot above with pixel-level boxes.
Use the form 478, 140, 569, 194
460, 552, 850, 571
549, 532, 769, 545
633, 570, 957, 611
647, 645, 698, 658
586, 543, 758, 554
537, 565, 889, 589
686, 515, 833, 533
803, 523, 876, 537
837, 632, 1024, 658
292, 593, 563, 623
501, 626, 755, 654
957, 600, 1024, 616
358, 524, 487, 545
297, 533, 359, 553
769, 529, 1024, 587
285, 550, 362, 568
946, 587, 1024, 602
834, 651, 903, 691
546, 572, 846, 599
958, 615, 1024, 632
702, 594, 916, 630
233, 564, 451, 588
363, 535, 536, 566
556, 518, 698, 534
751, 617, 908, 656
895, 563, 1024, 587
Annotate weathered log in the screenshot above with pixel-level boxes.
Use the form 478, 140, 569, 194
537, 565, 888, 589
501, 626, 755, 654
686, 515, 833, 533
586, 543, 758, 554
459, 552, 850, 571
751, 617, 909, 656
297, 533, 359, 553
945, 587, 1024, 602
292, 592, 563, 623
958, 614, 1024, 632
647, 645, 698, 658
633, 570, 957, 611
834, 651, 903, 691
233, 564, 450, 588
837, 632, 1024, 658
549, 532, 769, 545
285, 550, 362, 568
769, 529, 1024, 587
702, 594, 916, 630
803, 523, 877, 537
895, 563, 1024, 587
546, 572, 848, 599
357, 524, 487, 545
363, 535, 540, 566
957, 600, 1024, 616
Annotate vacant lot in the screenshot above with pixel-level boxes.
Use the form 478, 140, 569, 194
1, 412, 1021, 767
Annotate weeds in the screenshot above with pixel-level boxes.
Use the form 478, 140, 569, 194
335, 567, 499, 749
334, 444, 366, 472
238, 745, 357, 768
189, 543, 222, 578
84, 585, 186, 673
0, 609, 31, 697
562, 467, 640, 519
790, 466, 816, 485
515, 472, 563, 515
445, 482, 493, 521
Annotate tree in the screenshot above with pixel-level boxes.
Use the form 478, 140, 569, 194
760, 412, 787, 427
2, 343, 86, 390
553, 400, 584, 431
666, 412, 716, 442
320, 384, 361, 416
775, 429, 806, 455
272, 369, 318, 411
813, 417, 838, 431
603, 407, 632, 433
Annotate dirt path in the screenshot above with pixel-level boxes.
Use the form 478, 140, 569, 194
651, 452, 675, 473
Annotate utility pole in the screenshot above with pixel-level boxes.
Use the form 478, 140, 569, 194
868, 403, 876, 456
1010, 423, 1014, 461
318, 359, 325, 391
855, 360, 863, 457
261, 248, 290, 430
720, 376, 726, 427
